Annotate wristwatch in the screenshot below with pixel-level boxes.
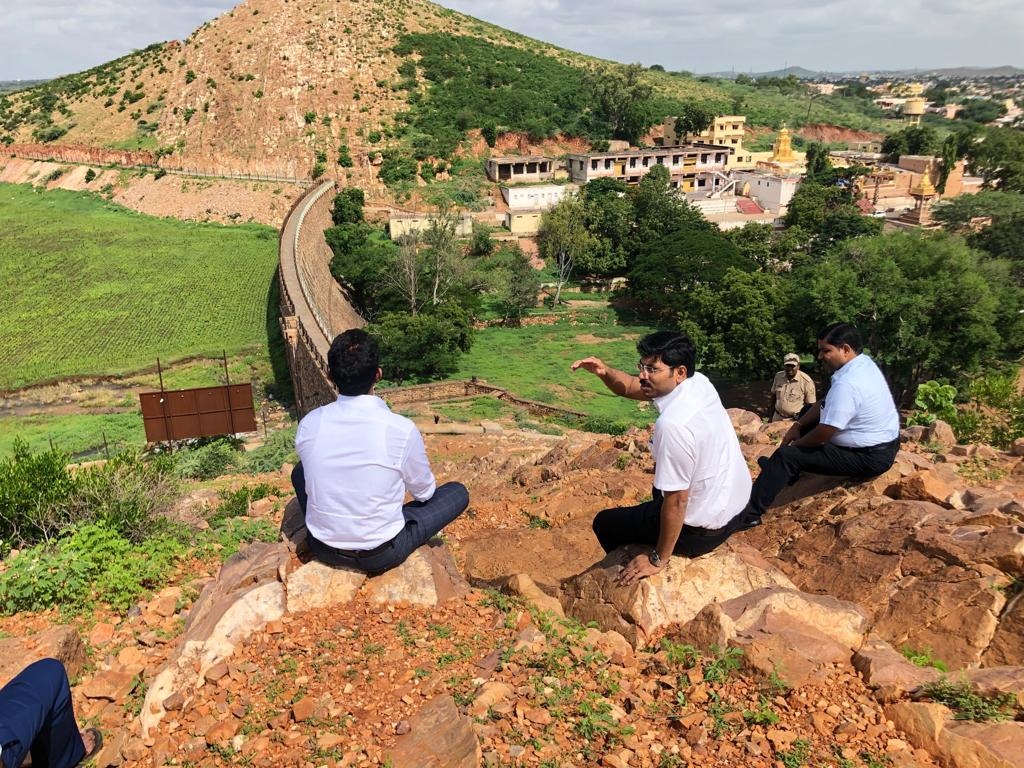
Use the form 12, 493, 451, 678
647, 550, 662, 567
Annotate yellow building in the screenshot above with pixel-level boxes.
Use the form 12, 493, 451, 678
903, 83, 926, 127
663, 114, 754, 170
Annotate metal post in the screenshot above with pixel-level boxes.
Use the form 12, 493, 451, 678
102, 431, 110, 460
223, 350, 237, 438
157, 357, 173, 453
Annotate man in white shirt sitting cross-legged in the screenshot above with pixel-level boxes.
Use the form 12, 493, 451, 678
740, 321, 900, 530
291, 329, 469, 574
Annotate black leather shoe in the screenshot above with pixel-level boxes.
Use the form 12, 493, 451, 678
737, 515, 762, 531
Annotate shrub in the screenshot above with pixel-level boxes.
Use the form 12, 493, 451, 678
907, 381, 957, 427
337, 143, 353, 167
0, 439, 77, 548
172, 438, 241, 480
84, 168, 96, 183
213, 483, 280, 523
921, 679, 1016, 721
243, 427, 297, 473
367, 130, 382, 144
311, 161, 326, 179
154, 168, 167, 180
377, 151, 418, 185
579, 416, 631, 436
304, 111, 317, 124
0, 522, 182, 614
70, 453, 179, 542
185, 70, 196, 84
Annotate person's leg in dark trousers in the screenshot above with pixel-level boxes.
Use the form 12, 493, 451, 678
747, 441, 898, 523
382, 482, 470, 564
593, 490, 743, 559
0, 658, 86, 768
593, 494, 664, 554
291, 462, 308, 513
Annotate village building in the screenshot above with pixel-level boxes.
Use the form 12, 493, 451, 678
850, 156, 982, 213
662, 115, 755, 170
387, 211, 473, 240
484, 155, 555, 184
565, 144, 732, 194
731, 170, 802, 214
500, 183, 574, 212
498, 183, 577, 236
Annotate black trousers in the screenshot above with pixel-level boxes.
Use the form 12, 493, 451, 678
746, 438, 899, 521
593, 489, 745, 559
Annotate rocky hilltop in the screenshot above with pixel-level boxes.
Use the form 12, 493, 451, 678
2, 416, 1023, 767
0, 0, 597, 180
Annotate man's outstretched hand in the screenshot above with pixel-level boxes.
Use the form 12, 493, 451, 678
570, 356, 607, 377
617, 553, 662, 586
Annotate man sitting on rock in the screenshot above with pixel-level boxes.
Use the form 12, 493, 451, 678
571, 331, 752, 585
292, 329, 469, 574
741, 322, 899, 530
769, 352, 816, 422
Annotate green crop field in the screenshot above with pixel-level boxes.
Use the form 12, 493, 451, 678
0, 183, 279, 390
451, 307, 659, 428
0, 413, 145, 459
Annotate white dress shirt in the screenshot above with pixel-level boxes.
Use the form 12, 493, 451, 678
820, 354, 900, 448
295, 395, 436, 549
651, 372, 752, 529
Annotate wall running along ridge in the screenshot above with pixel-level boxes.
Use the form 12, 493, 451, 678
278, 181, 363, 416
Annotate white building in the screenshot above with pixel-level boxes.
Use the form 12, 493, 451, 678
501, 184, 575, 211
732, 171, 802, 214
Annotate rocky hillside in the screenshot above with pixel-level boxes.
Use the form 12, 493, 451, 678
2, 415, 1023, 767
0, 0, 610, 180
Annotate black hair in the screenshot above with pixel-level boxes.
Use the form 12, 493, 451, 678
327, 328, 380, 396
817, 322, 863, 354
636, 330, 696, 377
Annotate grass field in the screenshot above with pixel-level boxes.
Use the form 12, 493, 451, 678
0, 413, 145, 459
0, 184, 279, 390
451, 307, 659, 428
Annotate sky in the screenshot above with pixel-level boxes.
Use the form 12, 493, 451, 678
1, 0, 1022, 81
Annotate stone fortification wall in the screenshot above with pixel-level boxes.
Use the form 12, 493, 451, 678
8, 143, 156, 168
380, 380, 586, 420
278, 181, 363, 416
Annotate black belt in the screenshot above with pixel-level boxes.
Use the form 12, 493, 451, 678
843, 438, 899, 454
321, 538, 394, 558
682, 522, 733, 538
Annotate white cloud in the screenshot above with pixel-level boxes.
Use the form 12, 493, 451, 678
0, 0, 1020, 80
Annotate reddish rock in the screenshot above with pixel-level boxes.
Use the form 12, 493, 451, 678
384, 695, 480, 768
0, 626, 86, 687
88, 622, 117, 647
81, 670, 138, 701
292, 696, 317, 722
205, 717, 240, 743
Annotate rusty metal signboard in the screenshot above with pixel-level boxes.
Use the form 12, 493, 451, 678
140, 383, 257, 442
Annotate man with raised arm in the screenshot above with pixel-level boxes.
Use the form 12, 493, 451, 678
292, 329, 469, 574
571, 330, 751, 585
740, 322, 899, 530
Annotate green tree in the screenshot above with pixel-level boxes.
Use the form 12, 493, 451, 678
967, 128, 1024, 192
624, 228, 751, 325
784, 181, 882, 254
629, 165, 710, 251
368, 308, 473, 383
881, 125, 938, 162
932, 191, 1024, 231
498, 245, 540, 324
674, 101, 716, 139
331, 188, 365, 225
957, 99, 1006, 125
788, 231, 1006, 400
587, 63, 656, 145
803, 142, 835, 184
579, 178, 633, 276
538, 193, 598, 303
326, 224, 398, 317
468, 221, 494, 258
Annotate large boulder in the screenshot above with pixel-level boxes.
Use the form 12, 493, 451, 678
984, 596, 1024, 668
755, 498, 1012, 668
363, 544, 470, 606
677, 588, 869, 687
560, 541, 795, 647
384, 695, 480, 768
0, 626, 86, 688
460, 515, 605, 594
886, 701, 1024, 768
141, 542, 290, 737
